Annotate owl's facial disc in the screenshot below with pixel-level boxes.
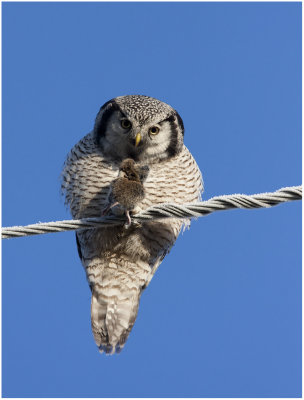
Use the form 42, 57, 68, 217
94, 96, 184, 163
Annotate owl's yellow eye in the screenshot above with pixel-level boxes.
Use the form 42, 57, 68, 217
149, 126, 160, 135
121, 119, 132, 129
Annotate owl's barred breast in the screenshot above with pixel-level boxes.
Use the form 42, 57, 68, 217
62, 130, 203, 353
62, 130, 203, 281
62, 132, 203, 218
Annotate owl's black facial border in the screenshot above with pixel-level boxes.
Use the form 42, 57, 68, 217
165, 112, 184, 158
94, 99, 121, 143
175, 111, 185, 136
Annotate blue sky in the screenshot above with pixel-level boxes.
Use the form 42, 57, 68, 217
2, 2, 301, 398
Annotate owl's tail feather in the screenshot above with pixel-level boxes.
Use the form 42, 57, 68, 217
91, 286, 141, 354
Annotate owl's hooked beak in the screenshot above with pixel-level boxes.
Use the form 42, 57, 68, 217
135, 132, 142, 147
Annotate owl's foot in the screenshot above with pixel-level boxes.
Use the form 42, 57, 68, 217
131, 205, 142, 215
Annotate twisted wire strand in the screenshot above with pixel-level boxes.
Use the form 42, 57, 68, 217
2, 185, 301, 239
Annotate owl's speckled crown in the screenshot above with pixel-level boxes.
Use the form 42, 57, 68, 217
113, 95, 174, 124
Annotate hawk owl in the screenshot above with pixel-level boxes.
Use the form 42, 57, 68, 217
61, 95, 203, 354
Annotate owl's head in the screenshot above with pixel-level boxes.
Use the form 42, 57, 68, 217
94, 95, 184, 163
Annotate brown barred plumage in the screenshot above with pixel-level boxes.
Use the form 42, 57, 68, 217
61, 96, 203, 354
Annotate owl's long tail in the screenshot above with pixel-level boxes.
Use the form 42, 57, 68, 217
90, 281, 141, 355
